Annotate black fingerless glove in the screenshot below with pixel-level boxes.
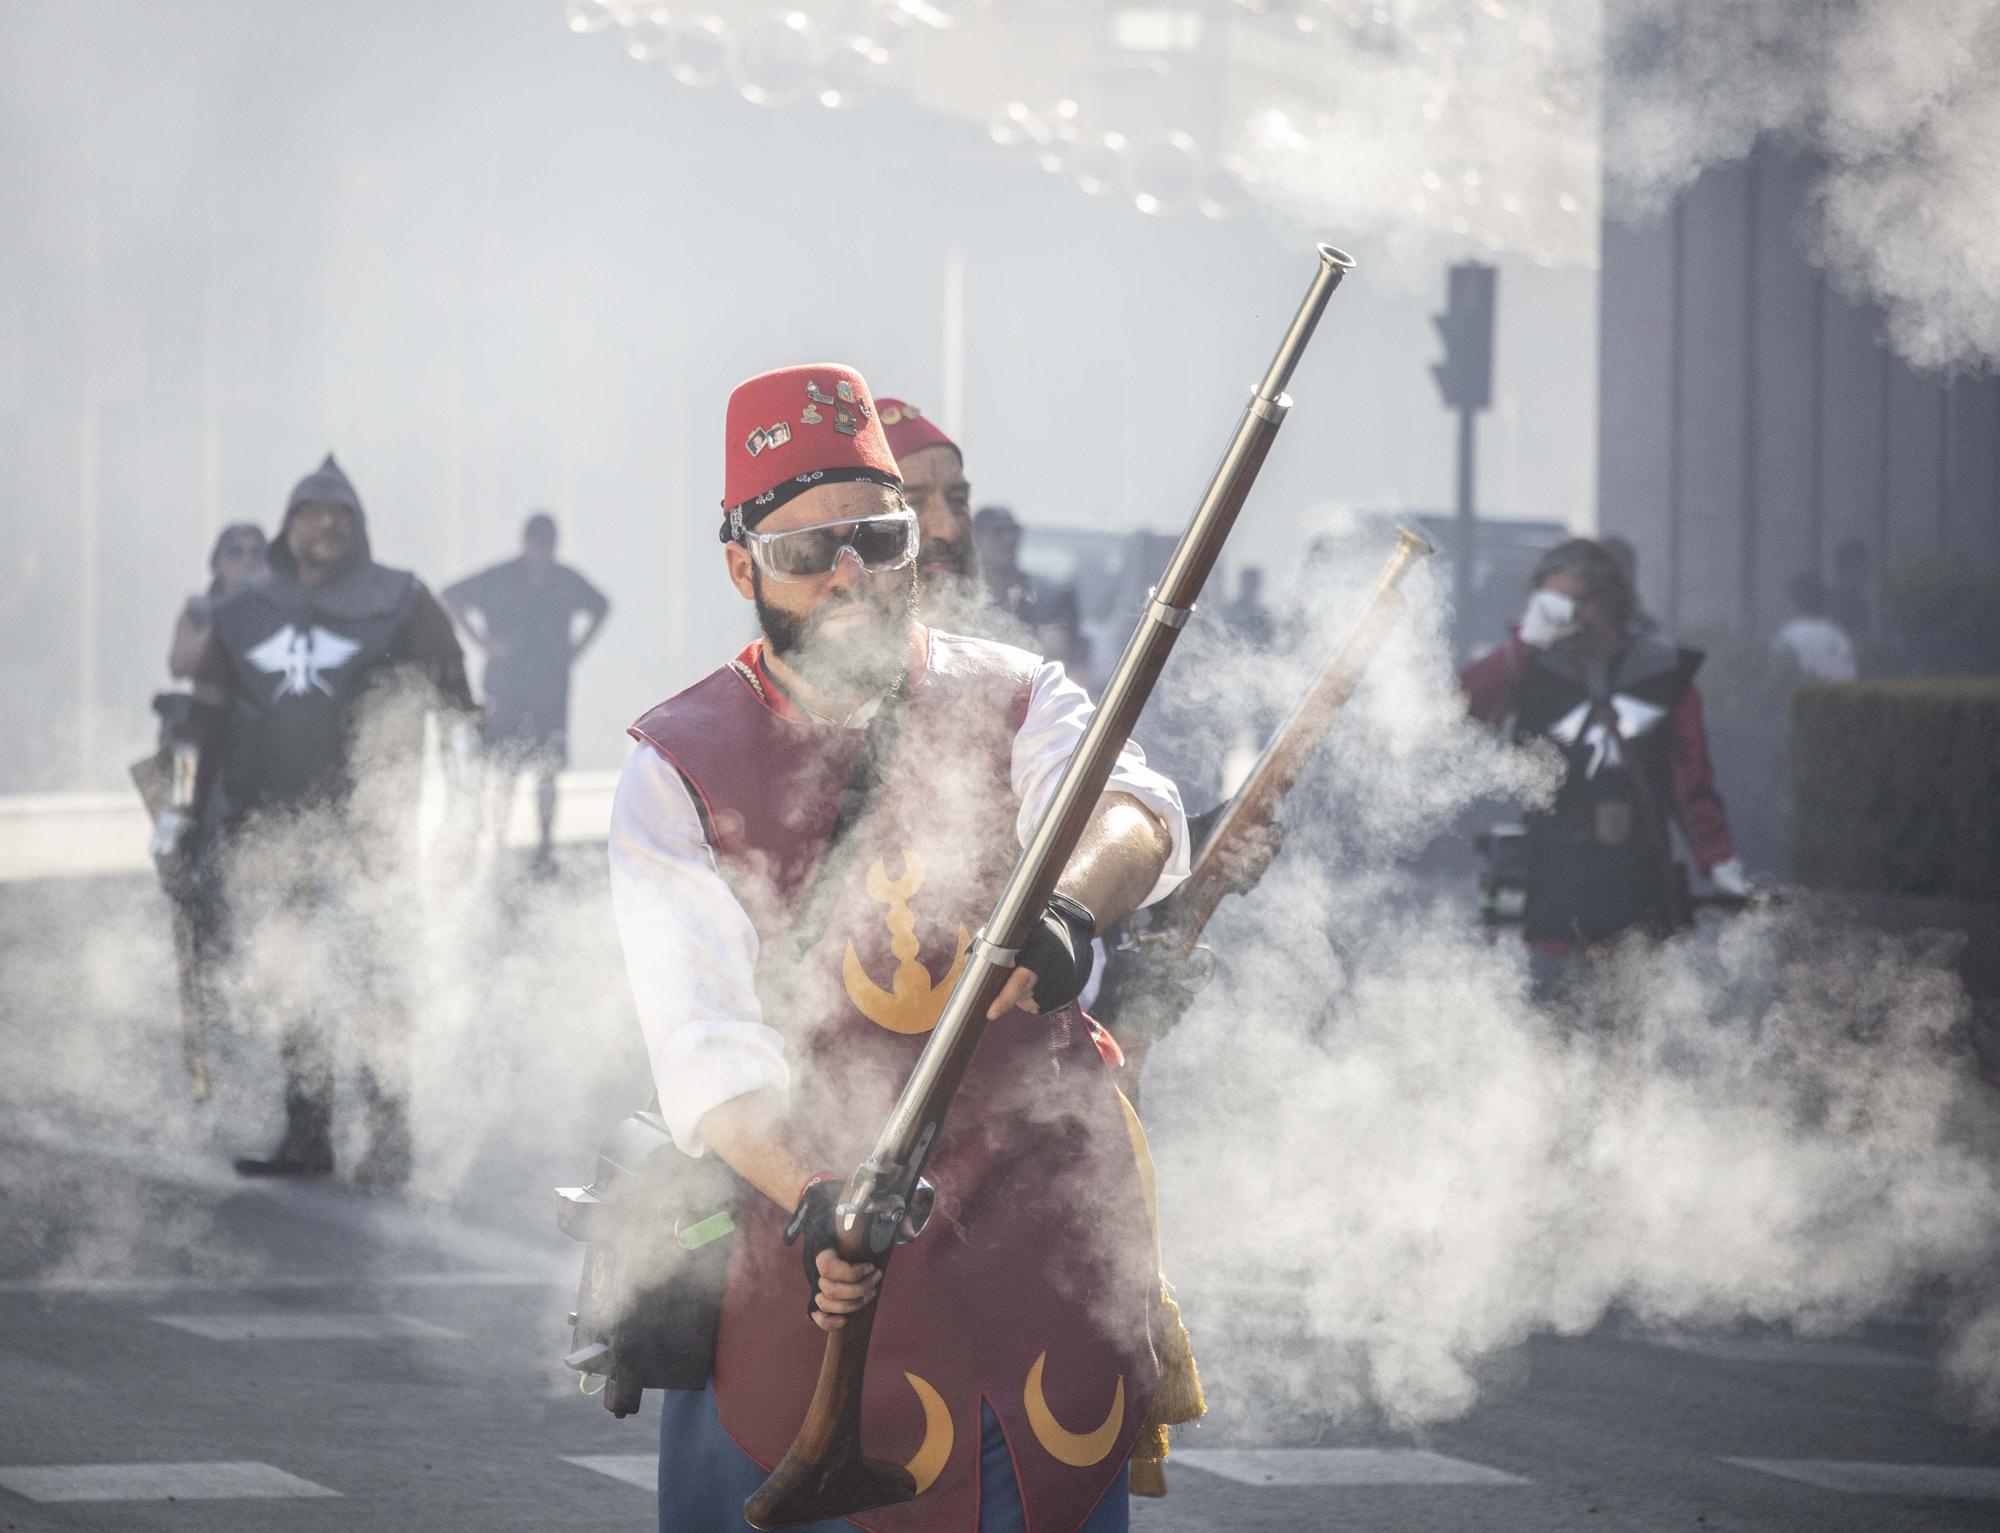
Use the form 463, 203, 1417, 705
1016, 893, 1098, 1013
783, 1175, 842, 1317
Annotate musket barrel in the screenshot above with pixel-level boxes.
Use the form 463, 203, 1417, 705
867, 245, 1354, 1175
1255, 244, 1355, 403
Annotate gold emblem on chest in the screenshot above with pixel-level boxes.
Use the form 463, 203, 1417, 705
841, 851, 971, 1035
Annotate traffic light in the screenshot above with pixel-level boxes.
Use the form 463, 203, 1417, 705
1432, 262, 1496, 412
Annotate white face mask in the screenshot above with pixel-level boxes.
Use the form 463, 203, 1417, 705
1520, 587, 1580, 648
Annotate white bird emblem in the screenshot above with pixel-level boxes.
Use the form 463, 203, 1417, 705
1547, 694, 1667, 779
246, 623, 363, 701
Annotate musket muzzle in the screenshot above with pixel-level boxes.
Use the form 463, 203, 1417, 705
1255, 246, 1355, 405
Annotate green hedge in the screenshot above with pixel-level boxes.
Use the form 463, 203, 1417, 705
1790, 680, 2000, 898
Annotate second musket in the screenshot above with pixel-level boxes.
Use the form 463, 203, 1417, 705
1171, 523, 1436, 956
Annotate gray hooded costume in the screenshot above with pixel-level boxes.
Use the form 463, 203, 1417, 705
196, 455, 473, 837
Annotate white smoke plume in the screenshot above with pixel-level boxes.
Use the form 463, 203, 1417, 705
1139, 518, 2000, 1435
943, 0, 2000, 367
0, 681, 647, 1298
3, 514, 1996, 1441
1603, 0, 2000, 368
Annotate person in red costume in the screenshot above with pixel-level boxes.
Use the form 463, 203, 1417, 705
875, 396, 978, 628
607, 363, 1189, 1533
1460, 538, 1749, 996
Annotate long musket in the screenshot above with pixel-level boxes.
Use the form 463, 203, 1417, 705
1170, 525, 1435, 958
744, 243, 1356, 1531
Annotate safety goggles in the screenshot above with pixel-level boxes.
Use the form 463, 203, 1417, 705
737, 510, 918, 583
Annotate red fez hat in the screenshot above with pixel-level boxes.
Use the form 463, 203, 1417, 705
876, 398, 959, 464
721, 363, 901, 536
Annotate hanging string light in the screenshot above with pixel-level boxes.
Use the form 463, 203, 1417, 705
559, 0, 1601, 259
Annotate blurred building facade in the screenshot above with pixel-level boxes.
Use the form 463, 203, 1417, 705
1597, 136, 2000, 647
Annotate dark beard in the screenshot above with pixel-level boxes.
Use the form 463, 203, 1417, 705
919, 537, 972, 580
754, 565, 917, 701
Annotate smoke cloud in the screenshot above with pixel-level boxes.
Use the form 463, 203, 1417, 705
1604, 0, 2000, 369
0, 678, 647, 1299
4, 516, 1996, 1443
1140, 519, 2000, 1435
1205, 0, 2000, 368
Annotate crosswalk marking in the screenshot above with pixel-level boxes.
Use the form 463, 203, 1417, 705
150, 1311, 463, 1341
0, 1461, 340, 1503
1173, 1448, 1529, 1487
562, 1454, 657, 1491
0, 1270, 557, 1296
1645, 1333, 1925, 1369
1725, 1459, 2000, 1498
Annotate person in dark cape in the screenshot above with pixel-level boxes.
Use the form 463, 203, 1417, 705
1460, 537, 1749, 997
162, 454, 478, 1186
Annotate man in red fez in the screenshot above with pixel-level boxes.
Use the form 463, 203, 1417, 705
877, 396, 978, 627
608, 363, 1189, 1533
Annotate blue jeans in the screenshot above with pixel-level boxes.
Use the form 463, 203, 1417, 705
656, 1384, 1129, 1533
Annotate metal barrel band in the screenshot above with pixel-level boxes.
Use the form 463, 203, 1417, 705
1249, 392, 1292, 425
968, 930, 1022, 968
1145, 590, 1196, 630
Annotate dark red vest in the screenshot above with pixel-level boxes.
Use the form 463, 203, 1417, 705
630, 629, 1159, 1533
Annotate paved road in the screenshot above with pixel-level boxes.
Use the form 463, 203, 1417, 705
2, 1144, 1994, 1533
3, 865, 1997, 1531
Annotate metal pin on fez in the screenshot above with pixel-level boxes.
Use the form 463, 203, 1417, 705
745, 421, 793, 457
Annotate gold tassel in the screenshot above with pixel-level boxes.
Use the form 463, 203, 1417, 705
1129, 1430, 1169, 1499
1152, 1283, 1206, 1425
1116, 1088, 1208, 1502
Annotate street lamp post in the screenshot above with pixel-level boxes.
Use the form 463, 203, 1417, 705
1432, 262, 1496, 661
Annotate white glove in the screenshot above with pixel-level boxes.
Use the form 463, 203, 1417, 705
1708, 857, 1752, 899
1519, 589, 1578, 648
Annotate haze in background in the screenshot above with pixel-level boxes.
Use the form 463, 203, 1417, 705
0, 0, 1594, 791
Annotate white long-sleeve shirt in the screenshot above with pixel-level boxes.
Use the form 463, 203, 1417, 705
608, 656, 1189, 1155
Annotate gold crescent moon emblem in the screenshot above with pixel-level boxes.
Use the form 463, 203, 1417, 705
903, 1371, 954, 1495
842, 851, 971, 1035
1023, 1351, 1125, 1468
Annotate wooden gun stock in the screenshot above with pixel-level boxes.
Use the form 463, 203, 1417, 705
744, 1304, 914, 1528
